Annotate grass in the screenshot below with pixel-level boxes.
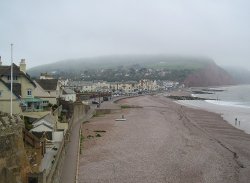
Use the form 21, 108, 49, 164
120, 104, 143, 109
92, 113, 105, 117
80, 132, 84, 154
87, 135, 95, 139
92, 113, 99, 117
93, 130, 106, 133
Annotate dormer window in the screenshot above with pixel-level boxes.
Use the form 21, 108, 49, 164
7, 75, 18, 80
27, 89, 32, 96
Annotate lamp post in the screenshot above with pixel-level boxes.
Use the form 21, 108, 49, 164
98, 91, 101, 108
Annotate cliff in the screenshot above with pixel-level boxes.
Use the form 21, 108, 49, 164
184, 62, 235, 87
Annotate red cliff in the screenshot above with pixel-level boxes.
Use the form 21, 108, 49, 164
184, 62, 235, 87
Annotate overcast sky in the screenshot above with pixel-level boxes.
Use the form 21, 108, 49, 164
0, 0, 250, 69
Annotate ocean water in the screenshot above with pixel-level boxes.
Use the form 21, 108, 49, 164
178, 85, 250, 134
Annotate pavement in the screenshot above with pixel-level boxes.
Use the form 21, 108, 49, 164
40, 142, 60, 173
60, 107, 94, 183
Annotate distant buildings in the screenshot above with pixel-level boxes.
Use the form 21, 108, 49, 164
40, 72, 54, 80
65, 79, 178, 94
60, 88, 76, 102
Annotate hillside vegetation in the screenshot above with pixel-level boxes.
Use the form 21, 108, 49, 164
28, 55, 235, 86
29, 55, 211, 75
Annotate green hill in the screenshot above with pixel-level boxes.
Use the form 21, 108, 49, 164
28, 55, 213, 77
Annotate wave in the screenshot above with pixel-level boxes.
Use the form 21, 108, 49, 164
205, 100, 250, 109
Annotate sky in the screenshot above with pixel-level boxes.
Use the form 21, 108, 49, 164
0, 0, 250, 69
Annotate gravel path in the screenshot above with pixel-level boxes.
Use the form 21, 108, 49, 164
79, 95, 250, 183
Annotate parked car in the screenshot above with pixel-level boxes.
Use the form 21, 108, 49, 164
92, 101, 99, 104
103, 96, 109, 101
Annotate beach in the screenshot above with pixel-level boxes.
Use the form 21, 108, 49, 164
178, 100, 250, 134
79, 95, 250, 183
179, 85, 250, 134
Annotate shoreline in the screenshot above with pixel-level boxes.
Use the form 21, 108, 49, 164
176, 99, 250, 135
168, 87, 250, 135
79, 95, 250, 182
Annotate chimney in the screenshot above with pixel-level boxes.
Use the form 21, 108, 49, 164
20, 59, 26, 73
0, 56, 2, 66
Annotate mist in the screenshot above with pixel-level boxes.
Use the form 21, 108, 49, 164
0, 0, 250, 69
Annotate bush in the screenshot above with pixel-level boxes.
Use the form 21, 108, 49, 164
96, 133, 101, 137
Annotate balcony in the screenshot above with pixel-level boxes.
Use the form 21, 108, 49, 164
20, 97, 45, 112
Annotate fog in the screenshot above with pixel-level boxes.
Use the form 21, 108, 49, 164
0, 0, 250, 69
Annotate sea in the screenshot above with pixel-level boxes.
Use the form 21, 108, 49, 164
178, 85, 250, 134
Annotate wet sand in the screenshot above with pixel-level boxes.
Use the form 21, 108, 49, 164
79, 95, 250, 183
178, 99, 250, 134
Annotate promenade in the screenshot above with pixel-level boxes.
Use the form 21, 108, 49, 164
60, 97, 120, 183
60, 107, 94, 183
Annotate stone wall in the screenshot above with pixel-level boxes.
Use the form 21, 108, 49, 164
0, 112, 30, 183
69, 102, 89, 128
45, 102, 90, 183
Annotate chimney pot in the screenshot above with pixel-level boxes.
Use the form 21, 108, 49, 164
21, 59, 25, 64
20, 59, 26, 73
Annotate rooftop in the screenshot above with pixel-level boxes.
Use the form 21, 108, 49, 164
36, 79, 58, 91
62, 88, 75, 94
0, 64, 36, 87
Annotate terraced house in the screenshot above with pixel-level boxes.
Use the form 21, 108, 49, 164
0, 58, 45, 114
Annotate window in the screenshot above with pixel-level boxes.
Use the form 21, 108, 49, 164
0, 91, 2, 97
27, 89, 32, 96
7, 76, 18, 80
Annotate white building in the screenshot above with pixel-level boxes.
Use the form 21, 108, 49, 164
60, 88, 76, 102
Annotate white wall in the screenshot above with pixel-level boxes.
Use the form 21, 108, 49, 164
61, 93, 76, 102
52, 131, 64, 142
